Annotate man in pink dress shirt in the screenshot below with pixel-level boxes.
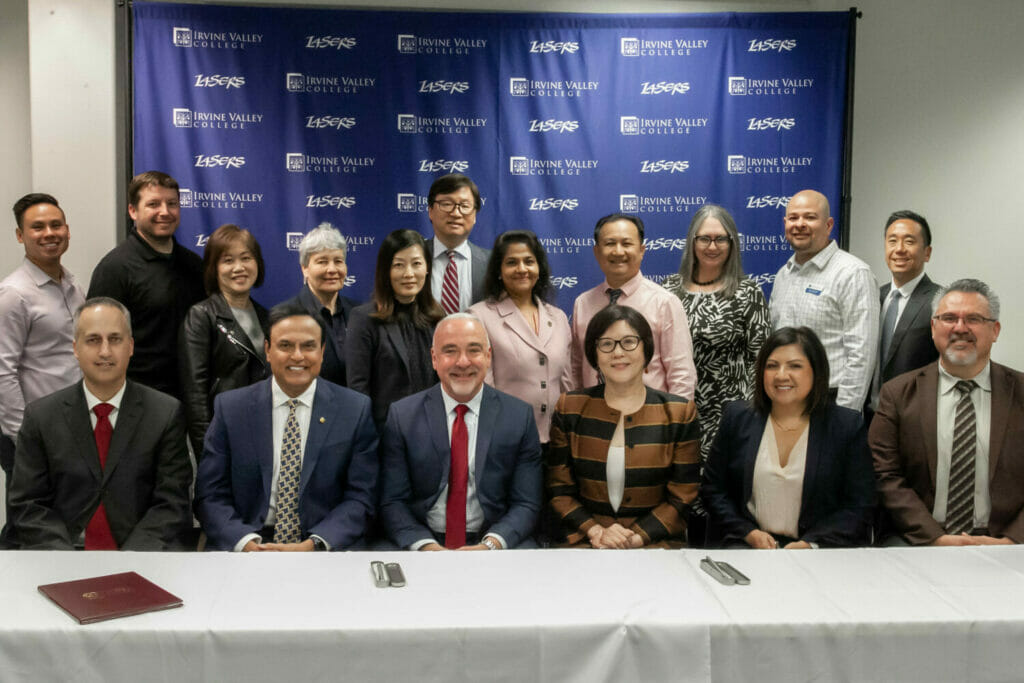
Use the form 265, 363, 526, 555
569, 213, 696, 398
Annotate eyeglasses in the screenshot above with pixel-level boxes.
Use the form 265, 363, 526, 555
694, 235, 730, 247
433, 199, 476, 215
932, 313, 997, 327
596, 335, 641, 353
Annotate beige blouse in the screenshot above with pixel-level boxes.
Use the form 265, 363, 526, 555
747, 419, 809, 538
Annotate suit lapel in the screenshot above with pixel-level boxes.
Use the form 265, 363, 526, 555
495, 297, 545, 354
886, 277, 930, 367
63, 383, 102, 482
383, 322, 412, 378
799, 412, 826, 526
254, 380, 275, 497
425, 387, 452, 489
300, 381, 332, 496
474, 386, 498, 483
988, 363, 1010, 481
104, 381, 143, 483
916, 367, 940, 488
741, 413, 769, 507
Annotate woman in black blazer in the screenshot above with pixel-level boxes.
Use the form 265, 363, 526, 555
179, 224, 269, 456
345, 230, 444, 427
702, 326, 875, 548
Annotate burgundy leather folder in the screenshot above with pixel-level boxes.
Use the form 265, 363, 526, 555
38, 571, 183, 624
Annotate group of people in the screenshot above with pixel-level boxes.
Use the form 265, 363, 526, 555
1, 170, 1021, 552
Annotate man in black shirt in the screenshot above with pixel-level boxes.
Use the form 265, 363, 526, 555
88, 171, 204, 399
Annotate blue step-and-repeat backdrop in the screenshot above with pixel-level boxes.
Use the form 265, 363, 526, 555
133, 2, 851, 313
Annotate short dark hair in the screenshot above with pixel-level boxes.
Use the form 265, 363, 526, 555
13, 193, 63, 230
593, 213, 644, 243
267, 302, 327, 347
202, 224, 266, 295
583, 305, 655, 374
428, 173, 481, 211
128, 171, 179, 207
371, 229, 444, 327
752, 326, 831, 416
884, 210, 932, 247
482, 230, 553, 303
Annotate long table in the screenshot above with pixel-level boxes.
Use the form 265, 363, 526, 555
2, 547, 1023, 682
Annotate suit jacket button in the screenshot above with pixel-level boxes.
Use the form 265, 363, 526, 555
540, 381, 547, 389
541, 404, 547, 413
538, 355, 546, 366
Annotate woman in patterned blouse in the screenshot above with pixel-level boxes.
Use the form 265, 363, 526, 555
664, 204, 771, 462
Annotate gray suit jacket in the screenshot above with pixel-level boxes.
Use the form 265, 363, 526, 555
879, 274, 941, 384
8, 381, 193, 550
428, 238, 490, 307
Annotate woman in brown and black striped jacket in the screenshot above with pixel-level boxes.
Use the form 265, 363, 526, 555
547, 305, 701, 548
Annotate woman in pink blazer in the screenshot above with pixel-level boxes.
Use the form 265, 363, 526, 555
470, 230, 573, 444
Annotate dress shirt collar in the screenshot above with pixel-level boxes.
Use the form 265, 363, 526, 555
601, 270, 645, 297
440, 383, 484, 417
433, 238, 471, 261
271, 377, 317, 409
889, 270, 926, 300
22, 257, 72, 287
82, 380, 127, 414
785, 239, 838, 273
938, 360, 992, 395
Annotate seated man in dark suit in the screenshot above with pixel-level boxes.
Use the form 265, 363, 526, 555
380, 313, 543, 550
196, 303, 378, 551
871, 279, 1024, 546
8, 297, 192, 549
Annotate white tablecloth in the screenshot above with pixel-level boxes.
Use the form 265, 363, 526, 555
1, 547, 1023, 682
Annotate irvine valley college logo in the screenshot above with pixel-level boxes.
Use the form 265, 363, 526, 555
397, 114, 486, 135
729, 76, 814, 96
286, 153, 375, 174
620, 116, 709, 136
172, 27, 262, 49
397, 34, 487, 55
727, 155, 813, 174
286, 73, 375, 94
509, 78, 598, 97
620, 36, 708, 57
397, 193, 430, 213
619, 193, 707, 216
179, 187, 263, 210
173, 108, 262, 130
509, 156, 598, 176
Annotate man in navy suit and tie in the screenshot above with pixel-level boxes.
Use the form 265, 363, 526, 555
196, 302, 378, 551
427, 173, 490, 313
380, 313, 543, 550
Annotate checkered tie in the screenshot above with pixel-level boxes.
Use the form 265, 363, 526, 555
946, 380, 977, 535
274, 399, 303, 544
441, 250, 460, 314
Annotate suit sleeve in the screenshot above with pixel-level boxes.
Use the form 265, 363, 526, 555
870, 381, 946, 545
179, 304, 215, 457
306, 395, 379, 550
378, 406, 438, 548
629, 401, 700, 545
546, 396, 597, 543
483, 403, 542, 548
121, 400, 193, 550
344, 307, 375, 397
7, 405, 76, 549
701, 402, 759, 544
800, 412, 875, 547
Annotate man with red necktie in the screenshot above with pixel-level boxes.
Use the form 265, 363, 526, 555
380, 313, 543, 550
426, 173, 490, 314
8, 297, 192, 550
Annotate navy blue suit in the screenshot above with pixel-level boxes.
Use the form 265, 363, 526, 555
379, 384, 542, 549
702, 400, 875, 547
196, 378, 378, 550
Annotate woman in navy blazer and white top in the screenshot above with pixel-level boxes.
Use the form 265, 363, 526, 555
702, 326, 875, 548
469, 230, 573, 443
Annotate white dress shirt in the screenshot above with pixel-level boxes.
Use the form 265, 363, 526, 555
770, 241, 880, 410
933, 363, 992, 530
234, 378, 320, 551
82, 381, 127, 430
430, 239, 473, 312
412, 386, 507, 549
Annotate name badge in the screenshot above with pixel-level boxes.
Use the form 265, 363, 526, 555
804, 286, 823, 296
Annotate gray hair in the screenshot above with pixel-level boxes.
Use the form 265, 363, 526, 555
298, 222, 348, 267
931, 278, 1000, 319
73, 297, 132, 338
676, 203, 745, 298
432, 312, 490, 348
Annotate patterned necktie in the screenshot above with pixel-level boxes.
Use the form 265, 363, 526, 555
441, 250, 460, 314
946, 380, 977, 535
879, 290, 902, 366
445, 404, 469, 549
85, 403, 117, 550
274, 399, 303, 544
606, 288, 623, 306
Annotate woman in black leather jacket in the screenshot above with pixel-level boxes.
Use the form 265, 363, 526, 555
179, 224, 270, 457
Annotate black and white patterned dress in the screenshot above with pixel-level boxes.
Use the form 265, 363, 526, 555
664, 276, 771, 461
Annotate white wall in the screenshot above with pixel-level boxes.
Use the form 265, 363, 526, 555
5, 0, 1023, 366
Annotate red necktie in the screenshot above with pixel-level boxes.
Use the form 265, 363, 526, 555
445, 404, 469, 549
440, 250, 460, 315
85, 403, 117, 550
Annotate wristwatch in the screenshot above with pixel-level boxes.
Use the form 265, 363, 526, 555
481, 536, 500, 550
311, 536, 327, 551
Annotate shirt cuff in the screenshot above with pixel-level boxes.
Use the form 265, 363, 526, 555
410, 538, 437, 551
310, 534, 330, 551
234, 533, 261, 552
485, 533, 508, 549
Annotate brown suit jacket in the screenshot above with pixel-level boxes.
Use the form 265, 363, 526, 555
870, 361, 1024, 544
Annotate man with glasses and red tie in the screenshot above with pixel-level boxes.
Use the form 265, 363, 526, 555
426, 173, 491, 314
871, 279, 1024, 546
379, 313, 542, 550
7, 298, 192, 550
